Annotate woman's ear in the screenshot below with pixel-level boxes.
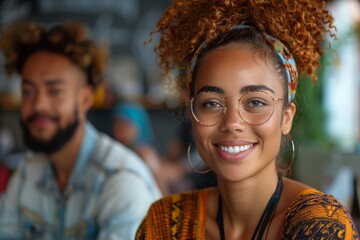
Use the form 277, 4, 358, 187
185, 85, 193, 120
281, 102, 296, 135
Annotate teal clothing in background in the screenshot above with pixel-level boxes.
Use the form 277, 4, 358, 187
113, 103, 154, 145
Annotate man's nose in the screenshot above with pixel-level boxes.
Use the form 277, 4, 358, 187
33, 91, 49, 112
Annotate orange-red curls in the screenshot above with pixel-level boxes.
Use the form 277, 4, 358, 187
150, 0, 336, 88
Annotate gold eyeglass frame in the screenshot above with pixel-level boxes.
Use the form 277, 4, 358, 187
190, 90, 284, 126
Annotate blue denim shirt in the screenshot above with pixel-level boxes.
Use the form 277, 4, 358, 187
0, 123, 161, 239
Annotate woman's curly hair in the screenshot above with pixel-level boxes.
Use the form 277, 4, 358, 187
0, 20, 108, 88
151, 0, 336, 91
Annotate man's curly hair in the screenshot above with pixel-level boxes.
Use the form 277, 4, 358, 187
0, 20, 108, 88
151, 0, 336, 91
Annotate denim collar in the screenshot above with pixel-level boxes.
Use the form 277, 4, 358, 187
38, 122, 98, 197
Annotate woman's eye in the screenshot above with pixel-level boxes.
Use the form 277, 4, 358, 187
203, 100, 223, 109
248, 100, 266, 107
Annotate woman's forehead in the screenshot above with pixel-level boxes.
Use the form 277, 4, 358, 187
194, 45, 285, 96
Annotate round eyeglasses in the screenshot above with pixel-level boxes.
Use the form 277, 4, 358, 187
190, 90, 284, 126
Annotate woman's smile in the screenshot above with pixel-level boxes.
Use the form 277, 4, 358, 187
219, 143, 253, 154
214, 140, 257, 162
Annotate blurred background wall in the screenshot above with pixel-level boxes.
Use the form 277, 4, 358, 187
0, 0, 359, 217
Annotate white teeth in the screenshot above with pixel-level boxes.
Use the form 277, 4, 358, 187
220, 144, 253, 154
234, 146, 240, 153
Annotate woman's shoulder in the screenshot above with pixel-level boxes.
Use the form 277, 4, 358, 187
136, 188, 213, 239
280, 179, 359, 239
285, 188, 348, 218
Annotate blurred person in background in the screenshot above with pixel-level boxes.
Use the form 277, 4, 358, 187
0, 128, 14, 195
0, 20, 160, 239
112, 102, 169, 194
113, 102, 199, 195
0, 163, 10, 195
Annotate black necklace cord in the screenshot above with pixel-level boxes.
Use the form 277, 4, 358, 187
217, 198, 225, 240
252, 175, 283, 240
217, 175, 283, 240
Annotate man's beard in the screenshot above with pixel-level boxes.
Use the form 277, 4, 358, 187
20, 110, 79, 155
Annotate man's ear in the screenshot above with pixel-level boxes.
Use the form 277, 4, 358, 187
281, 102, 296, 135
80, 84, 94, 112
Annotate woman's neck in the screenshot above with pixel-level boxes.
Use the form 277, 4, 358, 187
216, 168, 279, 239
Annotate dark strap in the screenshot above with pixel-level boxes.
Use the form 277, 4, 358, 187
217, 196, 225, 240
351, 174, 360, 219
217, 175, 283, 240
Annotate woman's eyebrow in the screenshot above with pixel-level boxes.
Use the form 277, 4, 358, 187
240, 85, 275, 94
196, 86, 224, 95
195, 84, 276, 95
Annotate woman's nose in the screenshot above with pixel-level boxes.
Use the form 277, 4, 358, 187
219, 101, 247, 133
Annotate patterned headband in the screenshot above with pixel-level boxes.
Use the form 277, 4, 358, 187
190, 25, 298, 102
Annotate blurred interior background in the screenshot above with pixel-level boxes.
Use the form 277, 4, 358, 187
0, 0, 359, 223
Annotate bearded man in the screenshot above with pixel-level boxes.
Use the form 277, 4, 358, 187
0, 20, 161, 239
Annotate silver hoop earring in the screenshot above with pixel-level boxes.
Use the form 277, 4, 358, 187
290, 135, 295, 165
277, 135, 295, 177
187, 144, 211, 174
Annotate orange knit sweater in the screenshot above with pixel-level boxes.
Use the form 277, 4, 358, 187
136, 188, 359, 240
